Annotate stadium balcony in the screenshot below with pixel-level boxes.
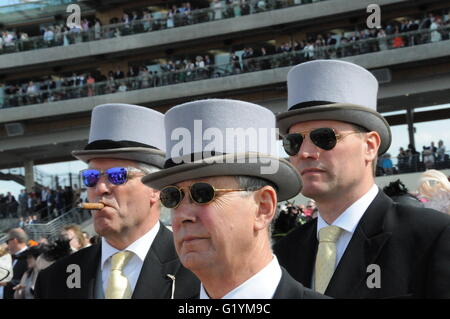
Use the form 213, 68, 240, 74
0, 0, 420, 72
0, 25, 449, 169
1, 25, 450, 121
0, 0, 96, 26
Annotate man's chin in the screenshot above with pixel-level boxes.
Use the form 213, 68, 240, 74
93, 220, 115, 237
301, 185, 328, 199
180, 251, 212, 271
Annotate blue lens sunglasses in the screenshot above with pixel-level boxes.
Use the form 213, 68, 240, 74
80, 167, 144, 187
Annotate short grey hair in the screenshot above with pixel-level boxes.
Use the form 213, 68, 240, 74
135, 162, 160, 174
234, 176, 278, 195
135, 163, 161, 209
7, 228, 28, 244
234, 176, 278, 241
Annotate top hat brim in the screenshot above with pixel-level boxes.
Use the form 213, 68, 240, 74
72, 147, 165, 168
276, 103, 392, 155
141, 152, 302, 202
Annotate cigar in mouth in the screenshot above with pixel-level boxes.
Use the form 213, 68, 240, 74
78, 202, 105, 210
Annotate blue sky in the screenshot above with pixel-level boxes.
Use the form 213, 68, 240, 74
1, 104, 449, 198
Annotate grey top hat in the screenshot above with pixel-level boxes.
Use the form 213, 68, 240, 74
142, 99, 302, 201
72, 103, 165, 168
276, 60, 392, 154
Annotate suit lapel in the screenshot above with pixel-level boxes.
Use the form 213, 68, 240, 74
325, 191, 392, 298
132, 224, 181, 299
76, 244, 101, 298
295, 220, 318, 288
275, 220, 318, 288
273, 268, 306, 299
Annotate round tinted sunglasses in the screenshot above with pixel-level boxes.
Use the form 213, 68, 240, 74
80, 167, 144, 187
282, 127, 362, 156
160, 182, 260, 209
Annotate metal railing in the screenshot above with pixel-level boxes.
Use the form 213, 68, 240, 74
0, 166, 78, 190
0, 0, 76, 14
24, 206, 91, 241
0, 0, 327, 56
0, 233, 8, 245
0, 0, 47, 14
0, 218, 20, 234
2, 23, 449, 109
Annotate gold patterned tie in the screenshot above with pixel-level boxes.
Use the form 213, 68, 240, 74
314, 225, 343, 294
105, 251, 134, 299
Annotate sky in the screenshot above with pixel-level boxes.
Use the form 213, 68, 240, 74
1, 104, 449, 198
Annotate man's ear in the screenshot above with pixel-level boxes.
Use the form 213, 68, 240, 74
254, 186, 277, 231
365, 131, 381, 162
149, 188, 160, 206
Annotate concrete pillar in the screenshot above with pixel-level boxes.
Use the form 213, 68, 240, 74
406, 106, 415, 148
24, 160, 35, 192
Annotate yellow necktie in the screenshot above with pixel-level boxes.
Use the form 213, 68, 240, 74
314, 225, 343, 294
105, 251, 134, 299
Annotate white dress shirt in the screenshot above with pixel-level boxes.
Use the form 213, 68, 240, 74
200, 255, 282, 299
316, 184, 379, 269
101, 221, 160, 294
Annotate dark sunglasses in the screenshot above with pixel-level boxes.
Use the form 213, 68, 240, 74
282, 128, 361, 155
160, 182, 259, 209
80, 167, 144, 188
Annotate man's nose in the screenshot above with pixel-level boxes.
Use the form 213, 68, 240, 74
91, 175, 112, 197
171, 192, 198, 225
295, 135, 321, 161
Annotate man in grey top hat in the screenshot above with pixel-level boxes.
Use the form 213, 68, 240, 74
274, 60, 450, 298
35, 103, 199, 299
142, 99, 328, 299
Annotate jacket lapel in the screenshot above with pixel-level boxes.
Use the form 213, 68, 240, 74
297, 221, 319, 288
273, 268, 301, 299
76, 244, 101, 299
283, 220, 318, 288
325, 190, 392, 298
132, 224, 182, 299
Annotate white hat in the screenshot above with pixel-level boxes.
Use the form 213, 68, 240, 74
72, 103, 165, 168
276, 60, 391, 154
142, 99, 302, 201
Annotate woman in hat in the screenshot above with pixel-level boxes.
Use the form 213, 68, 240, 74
13, 245, 43, 299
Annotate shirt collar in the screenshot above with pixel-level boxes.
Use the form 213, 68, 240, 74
101, 221, 160, 270
317, 184, 379, 237
199, 255, 282, 299
14, 246, 28, 256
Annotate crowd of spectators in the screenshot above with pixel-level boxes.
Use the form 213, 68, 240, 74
1, 1, 447, 58
376, 140, 449, 176
1, 7, 449, 109
0, 185, 81, 221
0, 0, 317, 55
272, 199, 318, 242
0, 225, 100, 299
0, 3, 197, 54
272, 168, 450, 244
